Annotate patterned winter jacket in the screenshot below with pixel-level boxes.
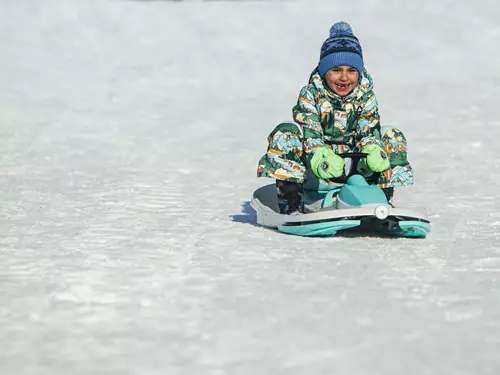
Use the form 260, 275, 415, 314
293, 68, 383, 159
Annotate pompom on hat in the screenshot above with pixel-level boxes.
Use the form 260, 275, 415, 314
318, 21, 364, 78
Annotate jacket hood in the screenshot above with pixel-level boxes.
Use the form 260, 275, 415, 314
308, 67, 374, 102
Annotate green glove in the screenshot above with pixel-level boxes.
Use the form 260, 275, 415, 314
310, 147, 344, 179
362, 144, 391, 172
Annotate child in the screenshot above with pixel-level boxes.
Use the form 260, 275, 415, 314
257, 21, 414, 215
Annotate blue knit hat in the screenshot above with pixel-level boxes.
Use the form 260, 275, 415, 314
318, 22, 364, 78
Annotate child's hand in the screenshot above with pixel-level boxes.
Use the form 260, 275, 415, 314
362, 144, 390, 172
310, 147, 344, 179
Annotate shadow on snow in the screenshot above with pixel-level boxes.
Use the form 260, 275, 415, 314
230, 201, 258, 226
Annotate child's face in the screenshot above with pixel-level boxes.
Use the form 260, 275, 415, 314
324, 66, 359, 96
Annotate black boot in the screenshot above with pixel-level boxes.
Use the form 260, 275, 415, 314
276, 180, 304, 215
382, 187, 394, 203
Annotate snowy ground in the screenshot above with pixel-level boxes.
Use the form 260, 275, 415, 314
1, 0, 500, 374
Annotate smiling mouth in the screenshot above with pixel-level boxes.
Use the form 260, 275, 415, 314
336, 83, 350, 90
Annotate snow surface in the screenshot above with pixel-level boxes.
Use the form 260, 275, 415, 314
1, 0, 500, 374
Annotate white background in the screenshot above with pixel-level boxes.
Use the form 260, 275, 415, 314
1, 0, 499, 374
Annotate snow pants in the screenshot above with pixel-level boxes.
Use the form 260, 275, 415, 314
257, 122, 414, 190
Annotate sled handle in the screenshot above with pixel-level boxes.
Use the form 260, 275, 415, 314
329, 153, 381, 184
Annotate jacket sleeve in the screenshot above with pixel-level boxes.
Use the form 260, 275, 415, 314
354, 91, 384, 150
292, 86, 325, 160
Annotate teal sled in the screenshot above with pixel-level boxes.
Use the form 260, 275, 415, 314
250, 175, 431, 238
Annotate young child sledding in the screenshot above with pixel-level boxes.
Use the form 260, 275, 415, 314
257, 21, 414, 215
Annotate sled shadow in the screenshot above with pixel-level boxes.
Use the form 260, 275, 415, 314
230, 201, 258, 226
